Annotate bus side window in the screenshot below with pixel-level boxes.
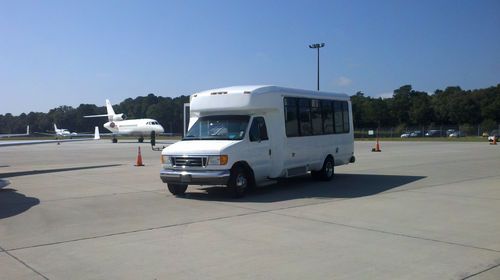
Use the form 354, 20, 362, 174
298, 98, 312, 136
284, 97, 299, 137
249, 117, 268, 142
342, 101, 350, 133
333, 101, 343, 133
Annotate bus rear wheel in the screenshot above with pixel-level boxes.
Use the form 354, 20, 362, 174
312, 157, 334, 181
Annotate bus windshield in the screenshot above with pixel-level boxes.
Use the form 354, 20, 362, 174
184, 115, 250, 140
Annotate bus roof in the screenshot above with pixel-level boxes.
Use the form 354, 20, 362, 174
194, 85, 350, 100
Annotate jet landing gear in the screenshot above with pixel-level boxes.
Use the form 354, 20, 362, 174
110, 136, 143, 143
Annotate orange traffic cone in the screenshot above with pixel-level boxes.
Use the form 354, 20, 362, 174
135, 146, 145, 166
372, 129, 382, 152
491, 136, 497, 145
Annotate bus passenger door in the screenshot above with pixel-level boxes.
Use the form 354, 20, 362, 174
246, 116, 271, 183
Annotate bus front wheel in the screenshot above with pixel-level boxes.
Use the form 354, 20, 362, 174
167, 183, 188, 196
228, 167, 250, 198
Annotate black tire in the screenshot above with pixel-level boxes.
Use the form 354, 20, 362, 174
228, 167, 250, 198
310, 170, 321, 180
318, 157, 334, 181
138, 137, 144, 143
112, 138, 118, 143
167, 183, 188, 196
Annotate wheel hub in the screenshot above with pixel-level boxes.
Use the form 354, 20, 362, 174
326, 162, 333, 177
236, 175, 247, 188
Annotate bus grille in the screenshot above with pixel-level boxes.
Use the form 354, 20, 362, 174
173, 157, 207, 167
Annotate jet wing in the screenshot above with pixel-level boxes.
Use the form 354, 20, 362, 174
34, 132, 57, 136
0, 127, 100, 147
0, 138, 94, 147
0, 126, 30, 138
34, 132, 97, 137
0, 133, 29, 138
83, 114, 109, 118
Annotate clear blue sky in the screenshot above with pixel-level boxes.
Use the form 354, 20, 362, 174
1, 0, 499, 115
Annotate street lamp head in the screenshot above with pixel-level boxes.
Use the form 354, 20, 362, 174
309, 43, 325, 49
308, 42, 325, 91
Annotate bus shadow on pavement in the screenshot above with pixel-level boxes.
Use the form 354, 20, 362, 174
186, 173, 426, 202
0, 164, 121, 219
0, 164, 121, 179
0, 179, 40, 220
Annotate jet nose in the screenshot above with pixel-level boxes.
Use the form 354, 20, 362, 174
158, 125, 164, 133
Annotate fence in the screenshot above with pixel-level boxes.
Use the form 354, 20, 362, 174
354, 124, 500, 139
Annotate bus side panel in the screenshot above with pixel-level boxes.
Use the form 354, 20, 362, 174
334, 133, 351, 165
284, 137, 309, 172
334, 101, 354, 166
265, 111, 287, 178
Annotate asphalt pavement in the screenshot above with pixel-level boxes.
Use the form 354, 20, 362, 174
1, 140, 499, 280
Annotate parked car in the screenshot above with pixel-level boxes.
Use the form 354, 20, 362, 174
400, 132, 411, 138
488, 130, 499, 142
449, 131, 466, 137
425, 130, 441, 137
409, 131, 422, 137
446, 129, 457, 136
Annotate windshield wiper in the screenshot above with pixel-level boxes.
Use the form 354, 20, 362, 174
182, 135, 241, 141
182, 135, 199, 140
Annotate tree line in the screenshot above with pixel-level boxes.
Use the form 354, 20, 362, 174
351, 84, 500, 132
1, 84, 499, 135
0, 94, 189, 134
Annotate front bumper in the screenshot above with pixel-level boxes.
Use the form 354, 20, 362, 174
160, 169, 231, 185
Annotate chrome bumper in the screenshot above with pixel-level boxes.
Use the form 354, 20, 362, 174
160, 169, 231, 185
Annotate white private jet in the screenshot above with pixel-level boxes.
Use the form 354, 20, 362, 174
53, 124, 77, 137
84, 99, 164, 143
0, 126, 100, 147
36, 124, 93, 138
0, 126, 30, 138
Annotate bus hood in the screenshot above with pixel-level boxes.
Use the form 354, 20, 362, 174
162, 140, 240, 156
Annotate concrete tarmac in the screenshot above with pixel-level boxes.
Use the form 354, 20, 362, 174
0, 140, 499, 279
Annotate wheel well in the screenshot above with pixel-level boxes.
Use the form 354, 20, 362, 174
312, 154, 334, 172
325, 154, 334, 165
231, 161, 256, 187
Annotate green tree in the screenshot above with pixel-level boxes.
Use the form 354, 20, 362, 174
409, 91, 433, 125
391, 85, 412, 125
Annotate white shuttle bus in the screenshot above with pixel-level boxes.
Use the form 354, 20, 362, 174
160, 85, 355, 197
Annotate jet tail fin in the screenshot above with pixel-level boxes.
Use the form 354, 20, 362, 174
84, 99, 115, 120
26, 125, 30, 135
105, 99, 115, 116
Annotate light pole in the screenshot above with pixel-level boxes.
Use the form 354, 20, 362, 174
309, 43, 325, 91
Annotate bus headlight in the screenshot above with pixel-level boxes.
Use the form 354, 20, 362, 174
207, 155, 228, 165
161, 155, 172, 168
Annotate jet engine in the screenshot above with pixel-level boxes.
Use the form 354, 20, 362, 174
110, 114, 127, 121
